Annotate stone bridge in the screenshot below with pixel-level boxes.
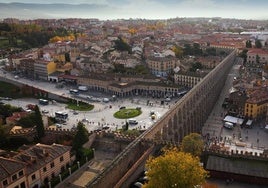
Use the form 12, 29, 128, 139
86, 50, 237, 188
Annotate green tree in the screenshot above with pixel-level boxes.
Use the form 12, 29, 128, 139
72, 122, 89, 150
239, 49, 248, 63
114, 36, 132, 54
181, 133, 204, 157
172, 45, 183, 58
205, 47, 216, 56
144, 148, 208, 188
0, 125, 8, 147
34, 105, 45, 139
246, 40, 252, 48
256, 54, 260, 64
190, 62, 203, 72
17, 114, 35, 128
255, 39, 262, 48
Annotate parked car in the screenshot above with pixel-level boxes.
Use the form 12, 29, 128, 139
223, 122, 234, 129
128, 119, 138, 125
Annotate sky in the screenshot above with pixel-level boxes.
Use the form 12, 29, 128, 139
0, 0, 268, 20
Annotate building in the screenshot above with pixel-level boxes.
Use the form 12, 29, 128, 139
244, 87, 268, 119
0, 143, 72, 188
0, 157, 27, 188
174, 72, 205, 88
146, 56, 178, 77
34, 60, 57, 80
19, 58, 35, 79
247, 49, 268, 64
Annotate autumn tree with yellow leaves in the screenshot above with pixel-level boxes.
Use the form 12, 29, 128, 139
49, 34, 76, 43
144, 147, 208, 188
181, 133, 204, 157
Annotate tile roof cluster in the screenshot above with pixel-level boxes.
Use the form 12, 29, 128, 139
0, 157, 25, 180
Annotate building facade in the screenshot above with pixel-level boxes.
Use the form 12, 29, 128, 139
0, 143, 71, 188
147, 56, 177, 77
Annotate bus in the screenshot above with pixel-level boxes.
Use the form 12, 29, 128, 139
55, 111, 68, 120
39, 99, 49, 105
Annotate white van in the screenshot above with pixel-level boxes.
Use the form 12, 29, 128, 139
128, 119, 138, 125
223, 122, 234, 129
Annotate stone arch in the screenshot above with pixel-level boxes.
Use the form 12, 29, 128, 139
168, 118, 173, 136
174, 131, 179, 144
173, 113, 178, 130
179, 126, 183, 142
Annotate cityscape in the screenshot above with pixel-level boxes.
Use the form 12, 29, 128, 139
0, 1, 268, 188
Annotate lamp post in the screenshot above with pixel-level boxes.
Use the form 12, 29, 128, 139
77, 161, 80, 168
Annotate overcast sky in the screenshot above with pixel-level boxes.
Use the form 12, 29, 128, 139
0, 0, 268, 20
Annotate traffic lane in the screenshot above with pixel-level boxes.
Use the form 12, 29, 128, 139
39, 96, 169, 131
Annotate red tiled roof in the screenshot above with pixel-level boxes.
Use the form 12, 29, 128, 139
247, 49, 268, 55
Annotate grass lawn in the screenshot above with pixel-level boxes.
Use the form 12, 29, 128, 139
67, 101, 94, 111
114, 108, 142, 119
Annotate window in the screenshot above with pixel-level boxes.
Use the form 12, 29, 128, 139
12, 174, 17, 181
43, 167, 47, 172
18, 170, 24, 177
60, 156, 64, 162
20, 182, 26, 188
50, 162, 55, 168
2, 179, 8, 186
31, 174, 36, 181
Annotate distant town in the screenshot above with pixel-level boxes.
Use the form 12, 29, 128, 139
0, 17, 268, 188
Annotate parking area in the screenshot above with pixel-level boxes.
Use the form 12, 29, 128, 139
3, 96, 172, 132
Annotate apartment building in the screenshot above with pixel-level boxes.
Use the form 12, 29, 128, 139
147, 56, 177, 77
247, 49, 268, 64
34, 60, 57, 80
19, 58, 35, 79
174, 72, 205, 88
244, 88, 268, 119
0, 157, 27, 188
0, 143, 71, 188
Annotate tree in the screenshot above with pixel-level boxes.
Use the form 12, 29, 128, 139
246, 40, 252, 48
34, 105, 45, 138
256, 54, 260, 64
113, 37, 132, 54
255, 39, 262, 48
181, 133, 204, 157
239, 49, 248, 63
172, 45, 183, 58
72, 122, 89, 150
144, 148, 208, 188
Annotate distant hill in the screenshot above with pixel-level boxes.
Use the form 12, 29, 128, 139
0, 3, 117, 20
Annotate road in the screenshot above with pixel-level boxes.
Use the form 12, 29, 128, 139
0, 69, 172, 132
203, 57, 268, 150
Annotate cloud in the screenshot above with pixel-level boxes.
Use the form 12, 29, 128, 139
0, 0, 108, 4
